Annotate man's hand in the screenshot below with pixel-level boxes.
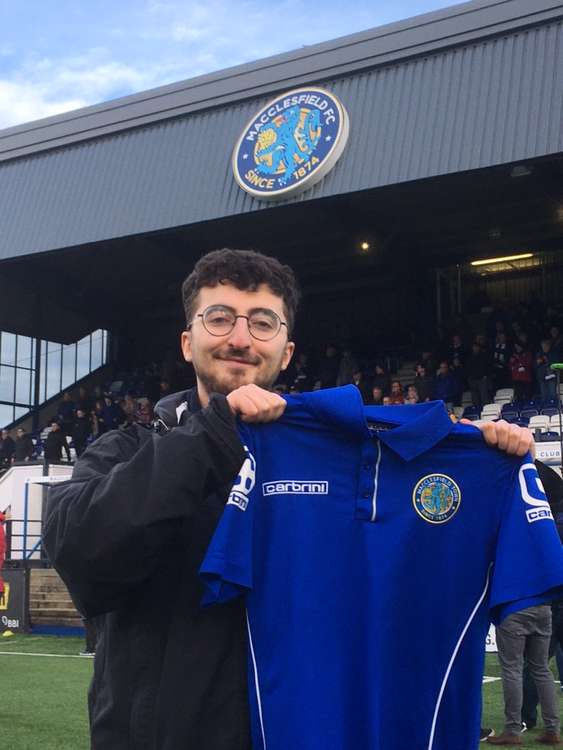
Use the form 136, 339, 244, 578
461, 418, 535, 458
226, 384, 287, 423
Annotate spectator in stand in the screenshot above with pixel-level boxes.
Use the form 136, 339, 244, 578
0, 429, 15, 468
448, 334, 466, 407
317, 344, 339, 389
432, 361, 458, 409
413, 363, 433, 402
449, 333, 465, 365
536, 340, 558, 401
550, 326, 562, 362
382, 396, 392, 405
14, 427, 34, 463
135, 398, 154, 427
44, 420, 71, 464
122, 394, 138, 425
101, 396, 126, 432
420, 350, 437, 378
291, 352, 312, 393
371, 386, 384, 405
405, 385, 419, 404
466, 342, 491, 410
509, 341, 534, 402
389, 380, 404, 404
94, 399, 106, 435
76, 386, 93, 415
372, 363, 390, 396
336, 349, 358, 387
57, 391, 76, 436
72, 408, 91, 458
493, 332, 512, 390
351, 368, 371, 403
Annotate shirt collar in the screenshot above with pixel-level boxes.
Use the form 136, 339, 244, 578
302, 385, 454, 462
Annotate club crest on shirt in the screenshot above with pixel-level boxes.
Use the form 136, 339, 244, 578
413, 474, 461, 524
227, 447, 256, 511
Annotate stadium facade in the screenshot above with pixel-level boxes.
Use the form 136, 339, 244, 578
0, 0, 562, 425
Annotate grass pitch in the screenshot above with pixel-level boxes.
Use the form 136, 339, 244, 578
1, 634, 91, 750
0, 635, 561, 748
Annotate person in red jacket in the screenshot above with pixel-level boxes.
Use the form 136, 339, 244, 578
509, 341, 534, 401
0, 510, 6, 607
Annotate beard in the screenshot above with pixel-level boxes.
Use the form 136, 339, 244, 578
193, 347, 286, 397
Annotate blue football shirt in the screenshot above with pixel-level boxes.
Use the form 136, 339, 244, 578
200, 386, 563, 750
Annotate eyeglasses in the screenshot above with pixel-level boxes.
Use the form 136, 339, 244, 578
188, 304, 288, 341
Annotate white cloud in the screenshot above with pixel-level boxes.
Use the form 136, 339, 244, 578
0, 51, 172, 129
0, 0, 455, 130
0, 80, 86, 129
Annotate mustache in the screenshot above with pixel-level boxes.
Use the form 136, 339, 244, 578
214, 349, 261, 365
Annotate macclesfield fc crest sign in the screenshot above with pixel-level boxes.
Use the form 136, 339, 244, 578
232, 87, 349, 200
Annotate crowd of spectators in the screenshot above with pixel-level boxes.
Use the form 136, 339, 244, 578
273, 301, 563, 412
0, 371, 163, 468
0, 301, 561, 467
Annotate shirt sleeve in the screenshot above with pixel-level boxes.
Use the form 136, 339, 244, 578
489, 457, 563, 624
200, 423, 258, 606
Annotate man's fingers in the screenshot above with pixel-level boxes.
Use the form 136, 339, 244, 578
514, 426, 535, 457
226, 385, 286, 423
480, 421, 498, 447
479, 419, 535, 457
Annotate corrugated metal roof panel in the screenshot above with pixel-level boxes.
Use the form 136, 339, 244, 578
0, 19, 561, 261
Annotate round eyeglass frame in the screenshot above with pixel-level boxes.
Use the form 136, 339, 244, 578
188, 305, 288, 341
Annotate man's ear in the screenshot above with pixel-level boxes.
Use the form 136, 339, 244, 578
281, 341, 296, 371
181, 330, 192, 362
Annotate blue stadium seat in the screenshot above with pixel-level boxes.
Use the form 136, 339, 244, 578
462, 406, 480, 420
520, 408, 539, 420
538, 431, 561, 442
541, 407, 560, 418
501, 405, 519, 421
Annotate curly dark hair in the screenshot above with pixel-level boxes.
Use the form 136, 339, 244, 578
182, 248, 300, 334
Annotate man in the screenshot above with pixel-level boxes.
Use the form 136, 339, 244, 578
0, 428, 15, 468
71, 408, 90, 457
413, 362, 433, 402
14, 427, 35, 462
466, 341, 491, 410
432, 360, 458, 409
44, 249, 534, 750
57, 391, 76, 436
44, 419, 71, 464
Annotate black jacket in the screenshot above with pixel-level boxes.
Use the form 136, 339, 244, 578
14, 434, 34, 462
0, 436, 15, 463
43, 390, 250, 750
44, 430, 71, 463
72, 416, 91, 447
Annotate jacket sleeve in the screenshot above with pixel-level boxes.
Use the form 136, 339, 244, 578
43, 394, 246, 617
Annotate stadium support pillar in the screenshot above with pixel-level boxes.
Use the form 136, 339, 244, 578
32, 339, 42, 432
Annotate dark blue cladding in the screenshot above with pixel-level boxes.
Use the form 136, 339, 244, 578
200, 386, 563, 750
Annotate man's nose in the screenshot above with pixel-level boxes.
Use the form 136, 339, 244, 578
226, 316, 252, 347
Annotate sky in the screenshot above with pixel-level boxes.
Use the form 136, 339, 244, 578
0, 0, 463, 130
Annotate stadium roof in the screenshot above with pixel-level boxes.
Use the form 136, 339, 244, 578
1, 0, 562, 162
0, 0, 562, 343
